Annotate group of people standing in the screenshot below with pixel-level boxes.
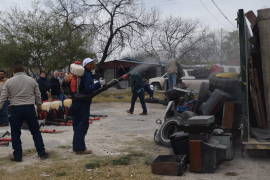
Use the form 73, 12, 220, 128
0, 58, 183, 162
37, 71, 66, 102
0, 58, 101, 162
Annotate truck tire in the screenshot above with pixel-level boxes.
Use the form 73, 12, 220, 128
158, 119, 181, 147
209, 75, 241, 100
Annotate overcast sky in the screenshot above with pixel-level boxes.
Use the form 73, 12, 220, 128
0, 0, 269, 31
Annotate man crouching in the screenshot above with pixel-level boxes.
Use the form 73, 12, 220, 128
0, 61, 48, 162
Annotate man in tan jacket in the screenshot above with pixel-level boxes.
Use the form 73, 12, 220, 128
167, 60, 184, 90
0, 62, 48, 162
0, 70, 8, 126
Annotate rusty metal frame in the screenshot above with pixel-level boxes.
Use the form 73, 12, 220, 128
238, 9, 270, 151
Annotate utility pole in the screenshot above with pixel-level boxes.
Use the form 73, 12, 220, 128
220, 28, 223, 65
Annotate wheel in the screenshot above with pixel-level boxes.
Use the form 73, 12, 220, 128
159, 119, 181, 147
151, 82, 162, 91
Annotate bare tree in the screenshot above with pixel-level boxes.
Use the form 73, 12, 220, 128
81, 0, 158, 69
134, 16, 209, 63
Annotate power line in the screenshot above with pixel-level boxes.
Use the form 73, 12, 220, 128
210, 0, 236, 28
137, 0, 183, 8
199, 0, 224, 26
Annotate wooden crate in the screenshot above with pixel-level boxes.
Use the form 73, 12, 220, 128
151, 155, 187, 176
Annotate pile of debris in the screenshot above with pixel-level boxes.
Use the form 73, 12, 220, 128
152, 72, 241, 175
151, 8, 270, 176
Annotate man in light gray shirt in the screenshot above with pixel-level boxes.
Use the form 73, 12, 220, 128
0, 61, 48, 162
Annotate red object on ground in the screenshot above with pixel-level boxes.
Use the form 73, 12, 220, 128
40, 129, 57, 133
0, 138, 12, 142
89, 117, 101, 121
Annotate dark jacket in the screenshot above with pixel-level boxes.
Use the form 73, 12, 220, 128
37, 77, 49, 101
130, 73, 144, 94
50, 77, 61, 96
77, 70, 101, 102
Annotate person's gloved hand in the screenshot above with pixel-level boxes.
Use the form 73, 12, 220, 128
93, 79, 99, 84
93, 79, 101, 88
99, 78, 106, 86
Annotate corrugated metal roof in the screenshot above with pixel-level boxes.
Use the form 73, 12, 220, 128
108, 57, 164, 66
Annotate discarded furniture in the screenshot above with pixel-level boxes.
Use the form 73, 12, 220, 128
151, 155, 187, 176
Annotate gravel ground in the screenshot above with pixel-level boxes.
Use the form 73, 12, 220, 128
1, 102, 270, 180
0, 102, 165, 160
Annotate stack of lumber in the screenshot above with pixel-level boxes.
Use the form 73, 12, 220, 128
245, 9, 269, 128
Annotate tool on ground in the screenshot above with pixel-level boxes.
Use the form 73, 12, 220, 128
40, 129, 65, 134
90, 114, 108, 118
89, 117, 101, 121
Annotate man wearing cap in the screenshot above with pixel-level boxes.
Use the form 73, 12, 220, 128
0, 61, 48, 162
70, 57, 101, 154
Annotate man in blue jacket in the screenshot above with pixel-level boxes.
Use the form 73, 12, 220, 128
127, 72, 148, 115
70, 58, 101, 154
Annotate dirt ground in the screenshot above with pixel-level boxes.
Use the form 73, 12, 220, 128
1, 102, 270, 180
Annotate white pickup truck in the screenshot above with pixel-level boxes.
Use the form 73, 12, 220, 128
149, 69, 208, 91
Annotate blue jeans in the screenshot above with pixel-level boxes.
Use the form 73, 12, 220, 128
0, 101, 9, 124
70, 101, 91, 152
129, 90, 147, 113
168, 73, 177, 90
9, 105, 46, 160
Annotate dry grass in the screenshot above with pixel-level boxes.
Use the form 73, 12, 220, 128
0, 139, 166, 180
92, 89, 132, 103
0, 151, 161, 180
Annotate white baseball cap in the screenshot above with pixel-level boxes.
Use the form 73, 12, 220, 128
82, 58, 95, 67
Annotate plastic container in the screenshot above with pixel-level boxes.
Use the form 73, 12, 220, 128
170, 132, 189, 156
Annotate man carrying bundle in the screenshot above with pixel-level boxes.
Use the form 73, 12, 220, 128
70, 58, 101, 154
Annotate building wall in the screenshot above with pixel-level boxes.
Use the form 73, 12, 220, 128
104, 69, 115, 81
103, 65, 164, 89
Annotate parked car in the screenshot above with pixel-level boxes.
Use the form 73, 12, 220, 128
149, 69, 208, 91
